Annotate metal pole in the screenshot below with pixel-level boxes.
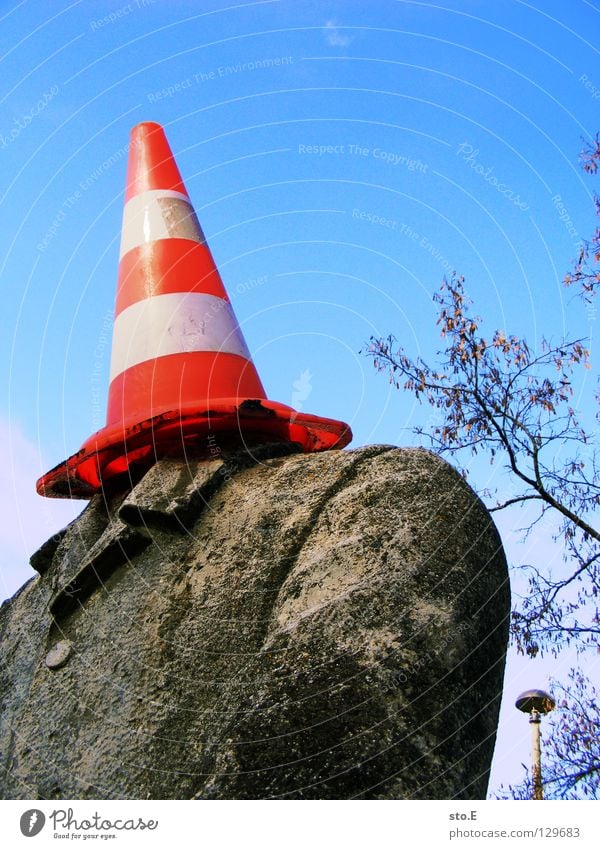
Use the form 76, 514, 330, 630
530, 709, 543, 800
515, 689, 555, 801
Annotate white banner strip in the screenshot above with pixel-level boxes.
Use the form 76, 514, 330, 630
119, 189, 205, 259
109, 292, 251, 381
0, 799, 598, 849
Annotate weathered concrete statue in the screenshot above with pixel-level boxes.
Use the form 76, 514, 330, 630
0, 444, 509, 799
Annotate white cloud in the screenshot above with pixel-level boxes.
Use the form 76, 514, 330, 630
324, 20, 351, 48
0, 418, 82, 601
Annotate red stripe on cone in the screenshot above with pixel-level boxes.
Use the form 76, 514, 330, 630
106, 352, 266, 428
36, 121, 352, 499
115, 241, 229, 317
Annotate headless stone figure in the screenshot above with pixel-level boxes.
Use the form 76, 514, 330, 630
0, 444, 509, 800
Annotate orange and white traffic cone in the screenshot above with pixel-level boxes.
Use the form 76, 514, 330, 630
37, 122, 351, 498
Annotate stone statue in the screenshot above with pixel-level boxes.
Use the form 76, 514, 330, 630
0, 443, 509, 799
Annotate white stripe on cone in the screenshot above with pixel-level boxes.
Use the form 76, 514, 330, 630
119, 189, 206, 259
109, 292, 251, 381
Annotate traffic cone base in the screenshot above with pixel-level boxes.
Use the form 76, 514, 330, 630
36, 122, 351, 499
38, 400, 350, 498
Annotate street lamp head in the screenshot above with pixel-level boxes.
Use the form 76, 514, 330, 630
515, 689, 556, 715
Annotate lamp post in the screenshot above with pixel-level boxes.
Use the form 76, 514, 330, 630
515, 689, 556, 800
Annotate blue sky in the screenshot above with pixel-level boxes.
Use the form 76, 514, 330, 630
1, 0, 598, 797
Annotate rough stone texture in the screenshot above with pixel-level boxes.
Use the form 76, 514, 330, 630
0, 444, 509, 800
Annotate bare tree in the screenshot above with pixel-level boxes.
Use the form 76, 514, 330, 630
365, 135, 600, 798
566, 134, 600, 299
366, 276, 598, 656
